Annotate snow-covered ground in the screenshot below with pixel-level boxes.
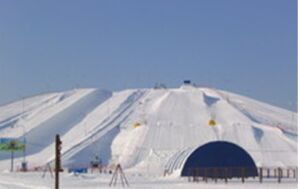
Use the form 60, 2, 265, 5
0, 172, 297, 189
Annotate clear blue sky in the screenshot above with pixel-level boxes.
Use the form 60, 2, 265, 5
0, 0, 297, 111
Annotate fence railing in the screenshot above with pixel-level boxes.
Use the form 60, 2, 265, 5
186, 167, 298, 183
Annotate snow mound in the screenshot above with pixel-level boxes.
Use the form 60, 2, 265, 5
0, 86, 297, 176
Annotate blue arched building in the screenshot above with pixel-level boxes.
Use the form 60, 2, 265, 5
181, 141, 258, 178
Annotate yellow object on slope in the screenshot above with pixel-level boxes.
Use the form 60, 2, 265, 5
208, 119, 216, 126
133, 122, 141, 128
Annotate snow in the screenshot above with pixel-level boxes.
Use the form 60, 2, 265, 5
0, 86, 297, 178
0, 172, 297, 189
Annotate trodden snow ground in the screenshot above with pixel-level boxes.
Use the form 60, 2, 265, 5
0, 172, 297, 189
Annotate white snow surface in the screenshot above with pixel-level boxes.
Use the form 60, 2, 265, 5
0, 86, 297, 176
0, 172, 297, 189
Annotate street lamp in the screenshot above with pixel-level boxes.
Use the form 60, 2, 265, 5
20, 97, 28, 171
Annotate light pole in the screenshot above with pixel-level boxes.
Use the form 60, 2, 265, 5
21, 97, 27, 171
21, 124, 27, 170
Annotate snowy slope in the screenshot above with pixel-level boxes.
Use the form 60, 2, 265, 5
0, 86, 297, 175
0, 89, 111, 165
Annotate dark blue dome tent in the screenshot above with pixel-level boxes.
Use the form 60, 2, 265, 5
181, 141, 258, 178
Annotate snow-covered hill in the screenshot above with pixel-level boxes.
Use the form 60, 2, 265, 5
0, 85, 297, 175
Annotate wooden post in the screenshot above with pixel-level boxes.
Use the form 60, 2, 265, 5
259, 167, 263, 183
192, 169, 196, 182
204, 168, 208, 183
224, 168, 228, 183
293, 169, 296, 178
229, 167, 232, 181
214, 168, 218, 183
188, 169, 191, 182
190, 168, 193, 182
241, 168, 245, 183
277, 168, 281, 183
55, 134, 62, 189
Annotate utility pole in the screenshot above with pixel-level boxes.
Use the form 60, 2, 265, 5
10, 150, 14, 172
22, 97, 27, 168
7, 139, 24, 172
55, 134, 62, 189
9, 141, 16, 172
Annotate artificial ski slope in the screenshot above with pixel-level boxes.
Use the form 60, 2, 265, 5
0, 86, 297, 175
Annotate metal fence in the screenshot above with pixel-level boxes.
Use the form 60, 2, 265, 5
186, 167, 298, 183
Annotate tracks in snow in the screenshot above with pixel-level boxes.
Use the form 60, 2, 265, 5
60, 90, 147, 163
